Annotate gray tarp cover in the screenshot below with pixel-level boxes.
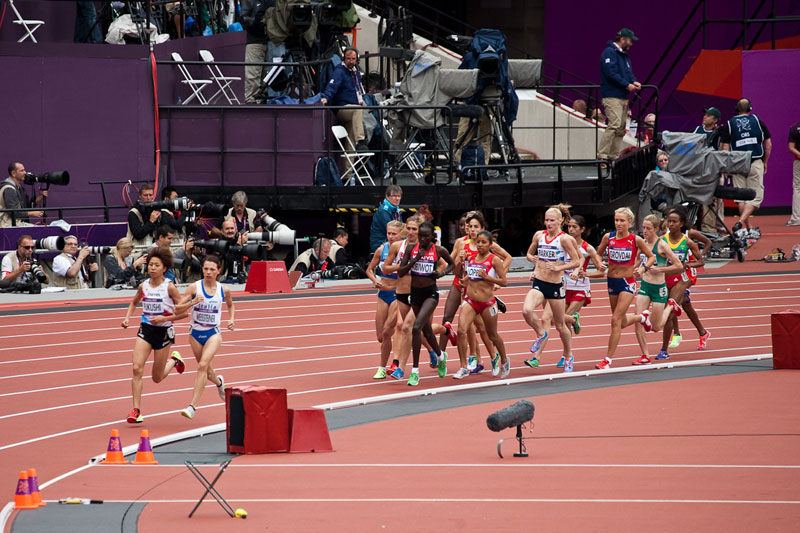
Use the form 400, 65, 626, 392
639, 131, 752, 206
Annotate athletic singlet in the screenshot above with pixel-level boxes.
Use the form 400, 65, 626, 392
663, 233, 689, 264
393, 239, 408, 267
639, 240, 668, 268
409, 242, 438, 276
607, 232, 636, 265
466, 253, 496, 281
537, 231, 567, 262
379, 242, 398, 280
140, 278, 175, 327
564, 240, 590, 292
191, 280, 224, 330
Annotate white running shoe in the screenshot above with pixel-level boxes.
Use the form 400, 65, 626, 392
216, 375, 225, 400
500, 359, 511, 379
453, 368, 470, 379
181, 405, 196, 419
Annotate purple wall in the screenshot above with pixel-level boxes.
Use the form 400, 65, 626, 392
743, 49, 800, 208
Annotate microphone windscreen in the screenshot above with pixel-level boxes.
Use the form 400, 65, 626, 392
486, 400, 535, 432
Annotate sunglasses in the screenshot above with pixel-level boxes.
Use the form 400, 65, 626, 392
21, 245, 34, 250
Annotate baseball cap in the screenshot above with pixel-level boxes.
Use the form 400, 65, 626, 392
618, 28, 638, 41
703, 107, 721, 119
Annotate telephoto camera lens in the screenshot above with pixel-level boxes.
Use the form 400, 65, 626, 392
29, 260, 48, 283
34, 236, 65, 251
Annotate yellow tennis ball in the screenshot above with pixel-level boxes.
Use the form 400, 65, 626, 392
235, 508, 248, 519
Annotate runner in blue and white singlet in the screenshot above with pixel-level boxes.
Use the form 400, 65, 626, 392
190, 279, 224, 343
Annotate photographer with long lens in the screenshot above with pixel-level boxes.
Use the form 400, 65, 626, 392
1, 235, 50, 288
0, 162, 47, 227
289, 237, 333, 276
159, 186, 190, 235
52, 235, 98, 290
104, 238, 147, 288
174, 237, 205, 284
127, 184, 178, 248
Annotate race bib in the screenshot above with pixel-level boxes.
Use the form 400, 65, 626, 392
608, 247, 632, 263
142, 297, 163, 316
538, 246, 560, 261
465, 264, 485, 279
411, 259, 435, 275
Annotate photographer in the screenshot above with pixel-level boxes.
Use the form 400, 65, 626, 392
160, 186, 190, 235
0, 162, 46, 227
126, 184, 177, 248
52, 235, 98, 290
1, 235, 50, 285
220, 219, 248, 280
104, 238, 147, 288
174, 237, 205, 284
329, 227, 350, 265
289, 238, 333, 276
210, 191, 262, 238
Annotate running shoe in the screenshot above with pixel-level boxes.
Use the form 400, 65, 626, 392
373, 368, 387, 379
467, 356, 477, 370
655, 349, 670, 360
171, 351, 185, 374
667, 298, 682, 317
495, 296, 507, 314
491, 352, 501, 377
640, 310, 652, 332
563, 355, 574, 373
407, 372, 420, 386
391, 368, 405, 380
632, 355, 651, 365
453, 367, 470, 379
387, 361, 399, 374
216, 375, 225, 400
429, 350, 439, 368
126, 408, 143, 424
530, 331, 549, 353
500, 359, 511, 378
572, 312, 581, 335
524, 357, 540, 368
697, 330, 711, 350
181, 405, 196, 419
470, 363, 485, 375
437, 352, 448, 378
595, 357, 611, 370
669, 334, 683, 348
556, 355, 566, 368
443, 321, 458, 345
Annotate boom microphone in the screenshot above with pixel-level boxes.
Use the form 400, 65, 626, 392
486, 400, 535, 432
713, 186, 756, 201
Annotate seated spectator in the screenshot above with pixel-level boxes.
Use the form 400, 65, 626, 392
573, 99, 587, 116
52, 235, 98, 289
320, 47, 368, 150
289, 238, 334, 275
330, 228, 350, 265
104, 238, 147, 287
1, 235, 49, 285
1, 162, 46, 227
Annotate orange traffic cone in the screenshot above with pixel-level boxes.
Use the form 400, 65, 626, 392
131, 429, 158, 465
13, 471, 37, 510
27, 469, 45, 507
100, 429, 128, 465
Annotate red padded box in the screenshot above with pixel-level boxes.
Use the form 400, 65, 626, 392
771, 311, 800, 369
245, 261, 292, 293
226, 386, 289, 454
288, 408, 333, 453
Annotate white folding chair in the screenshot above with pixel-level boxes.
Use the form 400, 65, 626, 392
199, 49, 241, 105
172, 52, 212, 105
331, 125, 375, 186
9, 0, 45, 43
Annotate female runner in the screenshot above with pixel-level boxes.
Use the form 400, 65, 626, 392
595, 207, 656, 369
631, 214, 684, 365
365, 220, 405, 379
397, 221, 455, 385
454, 230, 510, 379
177, 255, 234, 419
521, 206, 583, 372
666, 225, 712, 351
121, 247, 186, 424
655, 206, 707, 360
528, 214, 604, 369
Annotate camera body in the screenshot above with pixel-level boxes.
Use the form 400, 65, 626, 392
29, 258, 48, 283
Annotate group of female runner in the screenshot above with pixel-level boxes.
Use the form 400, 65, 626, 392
368, 204, 711, 380
122, 248, 234, 423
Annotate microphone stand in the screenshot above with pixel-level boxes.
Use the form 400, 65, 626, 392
496, 422, 535, 459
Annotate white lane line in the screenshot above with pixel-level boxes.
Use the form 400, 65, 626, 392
58, 498, 800, 505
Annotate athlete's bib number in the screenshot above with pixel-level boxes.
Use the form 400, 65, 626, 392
143, 299, 163, 315
465, 264, 484, 279
659, 286, 668, 298
538, 247, 560, 260
609, 248, 632, 262
411, 260, 434, 275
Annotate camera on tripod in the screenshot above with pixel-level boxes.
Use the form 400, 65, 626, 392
24, 171, 70, 187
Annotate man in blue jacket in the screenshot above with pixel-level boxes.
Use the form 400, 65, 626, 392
369, 185, 403, 252
321, 47, 367, 150
598, 28, 641, 161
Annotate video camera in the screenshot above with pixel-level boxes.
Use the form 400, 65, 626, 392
287, 0, 353, 33
24, 171, 70, 187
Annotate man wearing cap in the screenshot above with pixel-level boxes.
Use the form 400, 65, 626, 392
787, 119, 800, 226
694, 108, 724, 231
694, 107, 722, 149
598, 28, 641, 161
719, 98, 772, 238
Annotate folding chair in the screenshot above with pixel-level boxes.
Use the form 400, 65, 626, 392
186, 459, 235, 518
199, 49, 241, 105
172, 52, 212, 105
332, 125, 375, 185
9, 0, 45, 43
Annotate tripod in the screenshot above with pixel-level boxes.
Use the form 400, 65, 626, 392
454, 91, 519, 179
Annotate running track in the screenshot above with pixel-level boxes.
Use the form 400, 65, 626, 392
2, 272, 800, 531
